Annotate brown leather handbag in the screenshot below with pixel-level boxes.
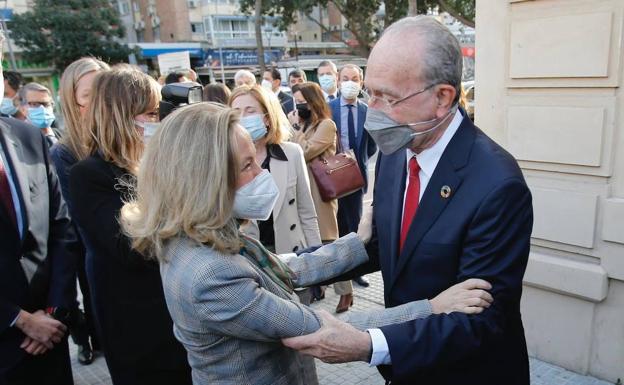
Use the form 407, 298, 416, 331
309, 135, 365, 202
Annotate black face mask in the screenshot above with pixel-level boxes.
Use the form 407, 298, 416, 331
296, 103, 312, 120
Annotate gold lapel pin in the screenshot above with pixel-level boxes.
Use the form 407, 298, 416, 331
440, 185, 452, 199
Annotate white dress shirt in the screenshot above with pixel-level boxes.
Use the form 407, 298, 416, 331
367, 109, 463, 366
323, 90, 338, 102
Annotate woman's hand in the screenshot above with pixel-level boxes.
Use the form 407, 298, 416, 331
429, 278, 493, 315
288, 109, 300, 126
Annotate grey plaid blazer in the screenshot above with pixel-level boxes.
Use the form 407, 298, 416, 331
160, 233, 433, 385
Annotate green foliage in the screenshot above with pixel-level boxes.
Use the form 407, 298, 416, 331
9, 0, 133, 72
241, 0, 475, 55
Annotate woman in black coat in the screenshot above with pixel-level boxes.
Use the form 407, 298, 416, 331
68, 66, 191, 385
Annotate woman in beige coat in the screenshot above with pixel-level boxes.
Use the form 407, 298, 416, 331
230, 85, 322, 255
288, 82, 354, 313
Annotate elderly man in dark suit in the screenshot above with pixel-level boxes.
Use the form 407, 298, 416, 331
284, 16, 533, 385
0, 33, 75, 385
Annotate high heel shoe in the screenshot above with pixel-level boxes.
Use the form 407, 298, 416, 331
335, 294, 354, 313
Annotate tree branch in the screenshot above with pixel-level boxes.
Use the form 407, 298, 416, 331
437, 0, 474, 28
304, 13, 352, 47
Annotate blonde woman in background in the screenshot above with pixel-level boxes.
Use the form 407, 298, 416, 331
49, 57, 110, 365
68, 67, 191, 385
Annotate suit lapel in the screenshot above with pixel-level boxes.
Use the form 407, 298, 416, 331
0, 124, 30, 239
381, 151, 407, 280
389, 115, 475, 291
270, 156, 288, 219
356, 103, 366, 153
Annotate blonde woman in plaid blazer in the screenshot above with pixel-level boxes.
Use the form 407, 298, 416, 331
121, 103, 494, 385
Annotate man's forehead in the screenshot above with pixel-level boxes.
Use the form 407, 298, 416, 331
26, 90, 52, 100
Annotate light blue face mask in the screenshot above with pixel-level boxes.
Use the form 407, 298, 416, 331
240, 114, 268, 142
27, 106, 56, 129
318, 74, 337, 93
0, 98, 18, 116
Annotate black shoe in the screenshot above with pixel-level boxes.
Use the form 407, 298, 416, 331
78, 343, 94, 365
353, 276, 370, 287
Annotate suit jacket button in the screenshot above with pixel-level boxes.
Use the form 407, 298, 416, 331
289, 198, 295, 205
290, 224, 296, 230
292, 246, 299, 252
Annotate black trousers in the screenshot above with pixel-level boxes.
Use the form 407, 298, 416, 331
337, 189, 364, 237
1, 338, 73, 385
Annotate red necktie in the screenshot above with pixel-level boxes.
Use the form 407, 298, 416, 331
400, 157, 420, 252
0, 155, 17, 229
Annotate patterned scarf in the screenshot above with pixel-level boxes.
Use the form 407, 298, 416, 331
239, 232, 295, 294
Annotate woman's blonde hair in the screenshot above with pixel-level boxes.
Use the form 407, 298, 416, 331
59, 57, 110, 160
86, 65, 160, 172
229, 84, 291, 144
121, 102, 243, 261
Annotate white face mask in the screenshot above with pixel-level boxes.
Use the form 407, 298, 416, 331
233, 170, 279, 220
318, 74, 337, 93
261, 79, 274, 91
340, 81, 361, 100
135, 120, 161, 142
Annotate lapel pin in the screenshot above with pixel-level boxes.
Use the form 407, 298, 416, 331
440, 185, 452, 199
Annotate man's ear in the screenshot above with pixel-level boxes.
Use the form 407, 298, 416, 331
435, 84, 456, 117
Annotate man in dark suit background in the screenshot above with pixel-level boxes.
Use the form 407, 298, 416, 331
329, 64, 377, 293
0, 34, 75, 384
284, 16, 533, 385
262, 67, 294, 114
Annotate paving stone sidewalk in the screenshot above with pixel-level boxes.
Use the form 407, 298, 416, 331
70, 271, 614, 385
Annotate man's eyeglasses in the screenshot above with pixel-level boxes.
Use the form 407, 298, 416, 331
27, 101, 54, 108
363, 84, 436, 110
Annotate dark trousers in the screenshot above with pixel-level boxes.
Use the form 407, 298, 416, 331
1, 338, 73, 385
337, 189, 364, 236
70, 248, 99, 350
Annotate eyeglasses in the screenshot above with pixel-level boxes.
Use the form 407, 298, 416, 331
27, 101, 55, 108
363, 84, 436, 110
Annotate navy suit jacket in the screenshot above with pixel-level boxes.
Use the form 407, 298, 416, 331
329, 97, 377, 192
0, 118, 75, 370
340, 112, 533, 384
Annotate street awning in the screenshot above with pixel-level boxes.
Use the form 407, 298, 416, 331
131, 43, 204, 58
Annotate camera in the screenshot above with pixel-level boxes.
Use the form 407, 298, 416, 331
159, 82, 203, 121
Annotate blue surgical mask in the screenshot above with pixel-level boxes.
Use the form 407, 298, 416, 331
318, 74, 336, 93
27, 106, 56, 129
240, 114, 268, 142
0, 97, 18, 116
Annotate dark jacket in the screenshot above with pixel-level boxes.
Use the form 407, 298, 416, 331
68, 152, 191, 385
0, 118, 75, 370
278, 90, 295, 114
338, 112, 533, 385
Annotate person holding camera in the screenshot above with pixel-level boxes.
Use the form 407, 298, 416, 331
68, 66, 191, 385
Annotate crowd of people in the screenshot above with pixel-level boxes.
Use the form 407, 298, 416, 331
0, 15, 533, 385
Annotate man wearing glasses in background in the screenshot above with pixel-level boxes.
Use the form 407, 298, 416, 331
17, 83, 59, 147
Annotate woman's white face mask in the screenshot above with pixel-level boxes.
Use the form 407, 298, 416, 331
232, 170, 279, 220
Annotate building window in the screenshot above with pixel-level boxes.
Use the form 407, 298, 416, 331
132, 1, 139, 12
153, 25, 161, 41
191, 22, 204, 34
118, 1, 130, 15
212, 17, 253, 39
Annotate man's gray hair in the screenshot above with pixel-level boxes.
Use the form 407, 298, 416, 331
18, 82, 53, 105
234, 69, 256, 85
317, 60, 337, 74
384, 16, 463, 103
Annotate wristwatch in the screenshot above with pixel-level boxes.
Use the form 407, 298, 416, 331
46, 307, 70, 323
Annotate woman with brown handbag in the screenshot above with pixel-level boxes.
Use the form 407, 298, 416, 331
288, 82, 355, 313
